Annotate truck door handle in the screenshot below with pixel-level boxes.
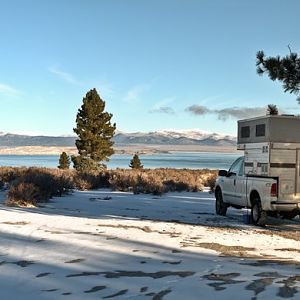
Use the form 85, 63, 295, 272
234, 179, 236, 186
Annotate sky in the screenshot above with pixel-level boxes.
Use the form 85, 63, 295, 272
0, 0, 299, 137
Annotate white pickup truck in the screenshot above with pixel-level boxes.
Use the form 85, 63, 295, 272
215, 156, 300, 226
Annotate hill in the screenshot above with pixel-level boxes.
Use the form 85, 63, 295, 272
0, 130, 236, 148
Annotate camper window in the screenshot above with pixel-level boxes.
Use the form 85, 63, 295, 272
241, 126, 250, 138
256, 124, 265, 137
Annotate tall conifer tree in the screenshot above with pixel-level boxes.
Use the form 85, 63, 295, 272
72, 88, 116, 172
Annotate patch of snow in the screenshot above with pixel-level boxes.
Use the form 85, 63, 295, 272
0, 190, 299, 299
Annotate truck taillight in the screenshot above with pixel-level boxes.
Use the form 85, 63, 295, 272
271, 183, 278, 197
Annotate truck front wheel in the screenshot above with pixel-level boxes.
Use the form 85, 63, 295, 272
251, 197, 267, 226
215, 188, 227, 216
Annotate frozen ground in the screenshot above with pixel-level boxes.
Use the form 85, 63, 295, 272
0, 189, 299, 300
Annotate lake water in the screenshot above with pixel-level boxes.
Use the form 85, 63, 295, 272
0, 152, 240, 170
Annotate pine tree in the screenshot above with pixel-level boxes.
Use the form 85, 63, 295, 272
129, 153, 143, 169
58, 152, 70, 169
267, 104, 279, 115
256, 49, 300, 103
72, 88, 116, 173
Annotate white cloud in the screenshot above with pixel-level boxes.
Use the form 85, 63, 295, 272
0, 83, 20, 96
48, 66, 82, 85
123, 84, 149, 103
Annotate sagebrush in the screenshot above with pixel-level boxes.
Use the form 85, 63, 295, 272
0, 166, 217, 206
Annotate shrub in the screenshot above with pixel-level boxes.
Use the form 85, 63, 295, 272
6, 182, 40, 207
109, 168, 217, 195
2, 166, 218, 205
5, 168, 76, 206
73, 171, 109, 190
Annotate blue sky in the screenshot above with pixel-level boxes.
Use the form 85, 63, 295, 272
0, 0, 299, 136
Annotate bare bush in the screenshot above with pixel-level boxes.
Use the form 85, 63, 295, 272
6, 182, 40, 207
2, 166, 218, 205
109, 168, 217, 195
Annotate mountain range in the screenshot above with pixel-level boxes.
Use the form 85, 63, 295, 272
0, 130, 236, 148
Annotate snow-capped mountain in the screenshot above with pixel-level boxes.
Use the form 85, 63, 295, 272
114, 129, 236, 146
0, 129, 236, 148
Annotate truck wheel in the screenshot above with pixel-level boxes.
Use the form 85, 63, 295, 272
251, 198, 267, 226
215, 189, 227, 216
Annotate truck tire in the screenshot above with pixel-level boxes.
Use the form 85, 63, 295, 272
215, 188, 227, 216
251, 197, 267, 226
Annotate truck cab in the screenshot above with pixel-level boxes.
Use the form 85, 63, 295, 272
215, 155, 300, 226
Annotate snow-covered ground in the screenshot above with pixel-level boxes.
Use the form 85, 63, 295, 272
0, 189, 299, 299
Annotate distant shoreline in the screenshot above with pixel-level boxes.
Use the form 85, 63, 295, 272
0, 144, 238, 155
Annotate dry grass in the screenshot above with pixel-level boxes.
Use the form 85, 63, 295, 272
0, 166, 217, 206
109, 168, 217, 195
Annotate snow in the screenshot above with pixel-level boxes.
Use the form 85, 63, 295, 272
153, 129, 236, 141
0, 189, 299, 299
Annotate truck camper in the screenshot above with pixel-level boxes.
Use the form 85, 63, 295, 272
215, 114, 300, 225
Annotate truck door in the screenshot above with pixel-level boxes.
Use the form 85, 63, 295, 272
235, 158, 248, 207
222, 157, 243, 204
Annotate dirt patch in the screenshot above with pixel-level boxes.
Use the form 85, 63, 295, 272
103, 270, 195, 279
152, 288, 172, 300
162, 260, 182, 265
1, 221, 30, 225
203, 273, 244, 291
254, 272, 282, 278
102, 289, 128, 299
44, 230, 67, 234
11, 260, 35, 267
258, 229, 300, 242
140, 287, 148, 292
205, 224, 300, 242
64, 258, 85, 264
171, 249, 181, 253
97, 223, 178, 235
275, 248, 300, 253
277, 276, 300, 298
66, 272, 101, 278
73, 231, 103, 236
66, 270, 195, 279
181, 241, 255, 256
277, 285, 298, 298
245, 278, 274, 297
36, 272, 52, 278
84, 286, 106, 293
240, 259, 300, 267
89, 197, 112, 201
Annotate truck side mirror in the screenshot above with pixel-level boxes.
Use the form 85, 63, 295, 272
218, 170, 228, 177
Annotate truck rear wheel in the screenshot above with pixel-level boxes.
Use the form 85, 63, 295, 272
215, 188, 227, 216
251, 197, 267, 226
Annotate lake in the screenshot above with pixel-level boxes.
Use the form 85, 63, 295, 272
0, 152, 240, 170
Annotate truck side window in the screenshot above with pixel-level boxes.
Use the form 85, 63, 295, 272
228, 157, 243, 176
